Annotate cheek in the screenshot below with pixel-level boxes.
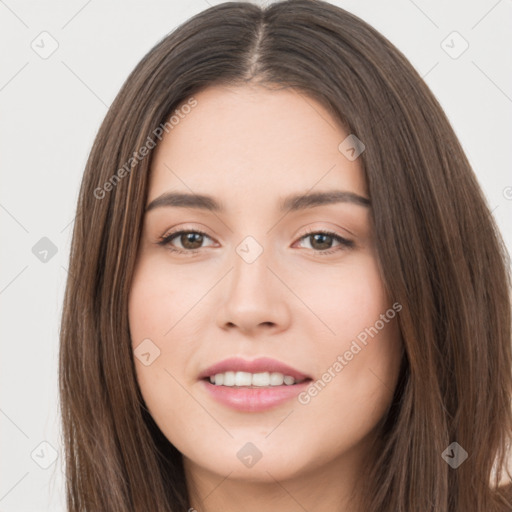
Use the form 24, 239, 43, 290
128, 259, 183, 416
292, 251, 392, 344
298, 318, 402, 442
291, 322, 401, 475
128, 255, 214, 422
304, 324, 401, 431
294, 253, 402, 433
128, 254, 208, 348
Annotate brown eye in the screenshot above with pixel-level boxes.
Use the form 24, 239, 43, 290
296, 230, 355, 255
309, 232, 334, 251
158, 230, 214, 254
176, 232, 204, 250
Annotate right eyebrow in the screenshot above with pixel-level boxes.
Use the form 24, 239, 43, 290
145, 192, 222, 212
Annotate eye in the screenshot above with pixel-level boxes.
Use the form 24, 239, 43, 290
157, 229, 215, 255
294, 228, 355, 255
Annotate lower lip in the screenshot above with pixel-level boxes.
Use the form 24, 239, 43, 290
200, 379, 312, 412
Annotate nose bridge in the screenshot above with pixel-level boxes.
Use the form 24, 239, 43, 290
229, 233, 272, 298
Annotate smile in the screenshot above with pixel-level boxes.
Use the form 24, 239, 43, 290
207, 371, 308, 387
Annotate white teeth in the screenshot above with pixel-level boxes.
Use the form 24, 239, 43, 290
283, 375, 295, 385
235, 371, 252, 386
269, 372, 284, 386
252, 372, 271, 386
223, 371, 236, 386
208, 371, 301, 387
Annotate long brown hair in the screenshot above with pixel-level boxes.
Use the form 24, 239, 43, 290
59, 1, 512, 510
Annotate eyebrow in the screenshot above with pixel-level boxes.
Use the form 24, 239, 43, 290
145, 190, 371, 213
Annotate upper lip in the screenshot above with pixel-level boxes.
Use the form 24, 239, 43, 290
198, 357, 312, 381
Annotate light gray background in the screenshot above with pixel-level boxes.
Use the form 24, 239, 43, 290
1, 0, 511, 510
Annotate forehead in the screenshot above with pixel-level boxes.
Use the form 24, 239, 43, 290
148, 84, 367, 205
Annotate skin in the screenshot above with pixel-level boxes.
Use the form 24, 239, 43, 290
128, 84, 403, 512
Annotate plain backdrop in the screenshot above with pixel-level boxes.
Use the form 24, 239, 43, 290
1, 0, 511, 510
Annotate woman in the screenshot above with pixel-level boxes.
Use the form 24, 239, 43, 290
59, 1, 512, 510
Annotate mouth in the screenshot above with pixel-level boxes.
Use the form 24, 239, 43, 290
198, 357, 313, 412
197, 356, 312, 385
202, 371, 312, 388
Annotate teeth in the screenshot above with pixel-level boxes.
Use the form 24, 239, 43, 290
208, 371, 301, 387
269, 372, 284, 386
235, 371, 252, 386
283, 375, 295, 385
223, 371, 236, 386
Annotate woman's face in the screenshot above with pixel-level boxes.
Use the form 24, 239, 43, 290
128, 84, 402, 486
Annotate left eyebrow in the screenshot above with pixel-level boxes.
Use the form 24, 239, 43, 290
145, 190, 371, 213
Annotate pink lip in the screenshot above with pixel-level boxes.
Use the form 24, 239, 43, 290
198, 357, 312, 413
198, 357, 311, 381
200, 379, 311, 412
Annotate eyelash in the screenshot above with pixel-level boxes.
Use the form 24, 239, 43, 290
157, 227, 355, 256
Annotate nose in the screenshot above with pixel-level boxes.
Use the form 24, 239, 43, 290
215, 241, 291, 336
